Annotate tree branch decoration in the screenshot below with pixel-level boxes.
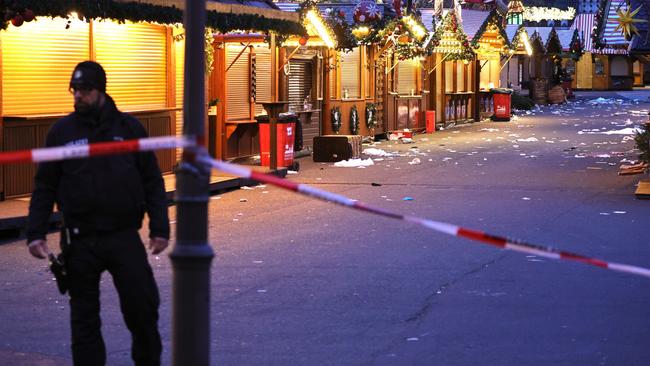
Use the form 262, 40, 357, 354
331, 106, 342, 134
350, 105, 360, 135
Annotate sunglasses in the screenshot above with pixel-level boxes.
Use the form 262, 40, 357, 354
69, 85, 95, 95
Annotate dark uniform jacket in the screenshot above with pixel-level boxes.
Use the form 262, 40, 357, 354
26, 95, 169, 242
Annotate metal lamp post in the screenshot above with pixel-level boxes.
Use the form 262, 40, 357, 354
170, 0, 214, 365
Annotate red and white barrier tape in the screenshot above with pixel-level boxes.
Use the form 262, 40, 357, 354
200, 156, 650, 279
1, 136, 648, 279
0, 136, 195, 165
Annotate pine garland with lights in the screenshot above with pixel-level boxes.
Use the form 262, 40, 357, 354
1, 0, 306, 37
365, 102, 378, 129
469, 9, 511, 52
331, 106, 342, 134
350, 105, 360, 135
592, 0, 608, 49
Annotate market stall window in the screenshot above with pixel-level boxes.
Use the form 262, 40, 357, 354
340, 48, 361, 99
594, 58, 605, 76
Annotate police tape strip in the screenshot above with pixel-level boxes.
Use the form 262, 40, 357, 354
1, 136, 648, 279
0, 136, 195, 165
201, 156, 650, 279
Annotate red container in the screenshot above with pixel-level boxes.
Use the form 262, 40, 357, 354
259, 120, 295, 168
425, 110, 435, 133
492, 92, 512, 121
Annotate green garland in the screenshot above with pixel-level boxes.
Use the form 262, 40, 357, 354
1, 0, 306, 36
635, 123, 650, 164
566, 29, 584, 59
331, 106, 342, 134
469, 9, 512, 52
297, 0, 356, 52
350, 105, 359, 135
592, 0, 608, 49
365, 103, 378, 129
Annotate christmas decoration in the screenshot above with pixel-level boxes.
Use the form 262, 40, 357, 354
23, 9, 35, 22
350, 105, 360, 135
298, 1, 355, 51
11, 14, 23, 27
365, 103, 378, 129
567, 29, 584, 58
429, 10, 475, 61
0, 0, 307, 37
611, 4, 648, 40
299, 36, 308, 46
523, 6, 576, 22
470, 10, 511, 54
353, 1, 382, 24
331, 106, 342, 134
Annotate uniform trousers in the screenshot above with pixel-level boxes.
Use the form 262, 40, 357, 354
65, 228, 161, 366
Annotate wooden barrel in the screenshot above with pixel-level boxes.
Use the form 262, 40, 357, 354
529, 78, 548, 105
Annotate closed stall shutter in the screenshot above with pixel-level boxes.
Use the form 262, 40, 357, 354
288, 61, 311, 107
175, 37, 185, 161
253, 46, 272, 116
398, 59, 417, 95
1, 18, 90, 115
340, 48, 360, 98
288, 60, 318, 150
226, 45, 251, 120
94, 21, 167, 110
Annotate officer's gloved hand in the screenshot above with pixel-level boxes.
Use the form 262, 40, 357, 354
28, 240, 50, 259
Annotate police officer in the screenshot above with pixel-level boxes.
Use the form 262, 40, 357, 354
26, 61, 169, 366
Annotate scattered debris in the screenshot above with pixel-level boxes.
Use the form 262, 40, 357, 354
408, 158, 421, 165
618, 162, 648, 175
334, 158, 374, 168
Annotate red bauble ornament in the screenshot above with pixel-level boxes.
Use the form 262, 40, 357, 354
11, 14, 24, 27
338, 10, 345, 18
23, 9, 35, 22
299, 36, 308, 46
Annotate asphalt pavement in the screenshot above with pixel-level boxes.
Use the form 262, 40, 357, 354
1, 91, 649, 365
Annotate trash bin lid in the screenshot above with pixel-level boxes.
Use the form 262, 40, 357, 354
256, 113, 297, 123
490, 88, 513, 94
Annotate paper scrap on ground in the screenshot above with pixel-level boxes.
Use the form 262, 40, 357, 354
578, 127, 641, 135
363, 148, 396, 156
334, 158, 374, 168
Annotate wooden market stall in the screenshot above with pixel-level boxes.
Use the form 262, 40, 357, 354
463, 9, 511, 119
502, 25, 533, 91
527, 27, 561, 104
426, 9, 478, 127
0, 0, 304, 199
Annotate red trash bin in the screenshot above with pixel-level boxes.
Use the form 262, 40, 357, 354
258, 114, 296, 168
425, 110, 435, 133
491, 88, 512, 121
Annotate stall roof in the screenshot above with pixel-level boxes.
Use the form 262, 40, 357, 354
462, 9, 492, 40
556, 28, 576, 51
572, 12, 627, 55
